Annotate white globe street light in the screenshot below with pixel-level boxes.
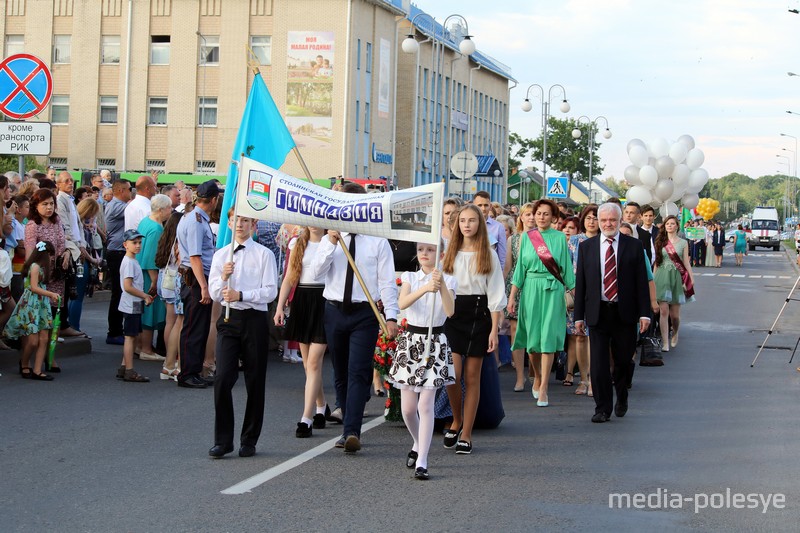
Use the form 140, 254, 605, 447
573, 115, 612, 201
520, 84, 570, 198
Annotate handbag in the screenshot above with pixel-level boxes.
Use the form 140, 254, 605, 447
527, 230, 574, 309
162, 238, 179, 291
639, 316, 664, 366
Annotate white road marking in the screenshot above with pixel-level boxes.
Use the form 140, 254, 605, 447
732, 274, 745, 278
749, 275, 762, 278
718, 274, 732, 277
763, 275, 776, 279
221, 415, 386, 495
702, 273, 717, 276
779, 276, 792, 279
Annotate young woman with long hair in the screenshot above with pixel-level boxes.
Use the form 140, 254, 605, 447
274, 226, 329, 438
441, 204, 507, 454
154, 211, 184, 380
653, 215, 694, 351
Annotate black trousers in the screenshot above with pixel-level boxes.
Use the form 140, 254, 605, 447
588, 302, 637, 416
214, 308, 269, 447
106, 250, 125, 337
179, 279, 212, 380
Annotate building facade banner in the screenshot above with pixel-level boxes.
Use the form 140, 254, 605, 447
286, 31, 334, 149
235, 157, 443, 245
378, 38, 391, 118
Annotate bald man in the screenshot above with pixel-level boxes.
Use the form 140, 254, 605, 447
125, 175, 156, 231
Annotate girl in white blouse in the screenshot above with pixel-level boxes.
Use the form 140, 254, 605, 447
389, 241, 456, 480
441, 205, 507, 455
274, 227, 329, 438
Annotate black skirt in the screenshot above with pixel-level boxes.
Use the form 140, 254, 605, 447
445, 294, 492, 357
285, 285, 327, 344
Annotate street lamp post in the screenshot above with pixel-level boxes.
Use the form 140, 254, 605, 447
777, 154, 791, 220
521, 84, 570, 199
781, 133, 798, 214
403, 13, 475, 189
518, 170, 532, 205
197, 31, 208, 175
571, 116, 612, 202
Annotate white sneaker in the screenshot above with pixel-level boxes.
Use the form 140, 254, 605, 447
282, 350, 303, 364
139, 352, 166, 362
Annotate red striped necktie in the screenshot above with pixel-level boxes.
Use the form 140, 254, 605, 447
603, 238, 618, 301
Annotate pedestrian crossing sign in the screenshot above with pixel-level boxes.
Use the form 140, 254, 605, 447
546, 176, 568, 199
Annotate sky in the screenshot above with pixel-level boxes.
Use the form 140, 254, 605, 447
418, 0, 800, 183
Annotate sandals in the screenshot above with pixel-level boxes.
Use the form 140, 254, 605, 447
160, 366, 179, 381
562, 373, 574, 386
123, 369, 150, 382
20, 367, 32, 379
575, 381, 588, 395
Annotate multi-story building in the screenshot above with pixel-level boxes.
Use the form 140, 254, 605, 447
0, 0, 512, 200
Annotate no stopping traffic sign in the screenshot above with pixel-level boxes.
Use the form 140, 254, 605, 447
0, 54, 53, 120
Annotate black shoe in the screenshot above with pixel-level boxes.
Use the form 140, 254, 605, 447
592, 412, 611, 423
209, 444, 233, 458
406, 450, 418, 468
455, 440, 472, 454
414, 467, 429, 480
443, 427, 462, 449
343, 435, 361, 454
312, 413, 326, 429
115, 365, 126, 380
202, 374, 215, 385
296, 422, 313, 438
615, 402, 628, 418
106, 335, 124, 346
334, 436, 346, 448
238, 445, 256, 457
178, 375, 208, 389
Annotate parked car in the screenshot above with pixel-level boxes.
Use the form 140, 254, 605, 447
725, 228, 738, 243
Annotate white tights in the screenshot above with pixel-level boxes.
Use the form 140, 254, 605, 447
400, 388, 436, 469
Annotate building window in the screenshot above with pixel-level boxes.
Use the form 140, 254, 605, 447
53, 35, 71, 64
48, 157, 67, 170
199, 35, 219, 65
4, 35, 23, 57
365, 42, 372, 73
355, 100, 360, 132
150, 35, 170, 65
356, 39, 361, 70
101, 35, 120, 64
51, 95, 69, 124
148, 97, 168, 125
250, 36, 271, 66
146, 160, 166, 174
99, 96, 118, 124
196, 160, 216, 174
198, 97, 217, 126
364, 102, 370, 133
97, 158, 116, 170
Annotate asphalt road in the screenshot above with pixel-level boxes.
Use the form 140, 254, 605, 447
1, 243, 799, 532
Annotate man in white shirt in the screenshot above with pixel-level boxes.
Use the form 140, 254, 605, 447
208, 212, 277, 458
311, 182, 399, 454
124, 175, 156, 231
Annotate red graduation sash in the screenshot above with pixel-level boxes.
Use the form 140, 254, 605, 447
665, 240, 695, 299
527, 229, 565, 285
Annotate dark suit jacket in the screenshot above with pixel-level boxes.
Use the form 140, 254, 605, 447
574, 233, 651, 327
635, 226, 653, 264
711, 229, 725, 247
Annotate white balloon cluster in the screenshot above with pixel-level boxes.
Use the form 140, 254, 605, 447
624, 135, 709, 219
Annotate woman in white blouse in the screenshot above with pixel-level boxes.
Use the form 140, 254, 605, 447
441, 205, 507, 455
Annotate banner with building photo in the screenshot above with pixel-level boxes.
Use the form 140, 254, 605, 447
378, 38, 391, 118
286, 31, 335, 148
235, 157, 443, 245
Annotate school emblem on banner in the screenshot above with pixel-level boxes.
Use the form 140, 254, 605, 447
246, 169, 273, 211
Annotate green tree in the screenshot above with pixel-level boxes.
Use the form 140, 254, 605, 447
507, 132, 536, 172
0, 154, 39, 174
602, 176, 628, 197
528, 117, 605, 179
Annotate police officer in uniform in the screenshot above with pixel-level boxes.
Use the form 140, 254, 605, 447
207, 212, 277, 458
176, 180, 219, 388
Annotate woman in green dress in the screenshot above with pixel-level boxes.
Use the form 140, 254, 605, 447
653, 215, 694, 351
733, 224, 747, 266
507, 199, 575, 407
503, 202, 535, 392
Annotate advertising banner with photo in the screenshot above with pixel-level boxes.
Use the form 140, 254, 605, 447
286, 31, 334, 148
235, 157, 443, 245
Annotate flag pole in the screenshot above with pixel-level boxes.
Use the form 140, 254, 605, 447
290, 147, 389, 337
424, 180, 445, 363
224, 154, 245, 322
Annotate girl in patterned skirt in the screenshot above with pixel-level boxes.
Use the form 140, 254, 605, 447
389, 242, 456, 480
4, 241, 59, 380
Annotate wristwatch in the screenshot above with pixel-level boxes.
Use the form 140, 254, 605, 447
239, 291, 244, 302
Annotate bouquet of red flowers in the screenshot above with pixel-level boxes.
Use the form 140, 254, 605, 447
373, 318, 407, 422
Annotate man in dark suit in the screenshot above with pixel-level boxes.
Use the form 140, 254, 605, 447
574, 203, 651, 423
622, 201, 653, 265
639, 205, 659, 258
